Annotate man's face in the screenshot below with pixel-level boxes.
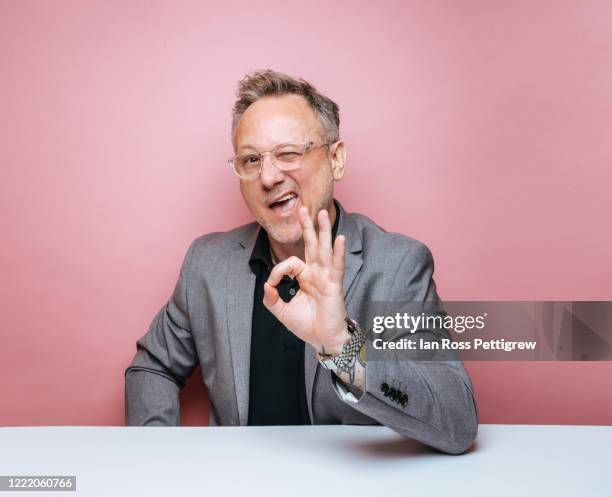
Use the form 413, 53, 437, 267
233, 94, 343, 245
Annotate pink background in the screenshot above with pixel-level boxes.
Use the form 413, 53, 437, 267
1, 0, 611, 426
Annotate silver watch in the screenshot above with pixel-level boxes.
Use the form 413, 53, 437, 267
318, 317, 366, 371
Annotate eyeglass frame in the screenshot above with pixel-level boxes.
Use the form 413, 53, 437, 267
227, 140, 333, 179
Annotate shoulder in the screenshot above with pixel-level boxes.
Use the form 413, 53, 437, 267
183, 221, 259, 263
345, 209, 438, 300
346, 210, 434, 268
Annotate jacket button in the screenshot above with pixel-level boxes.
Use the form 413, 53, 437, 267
381, 383, 390, 395
400, 394, 408, 407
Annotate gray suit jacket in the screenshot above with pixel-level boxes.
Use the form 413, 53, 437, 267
125, 200, 478, 454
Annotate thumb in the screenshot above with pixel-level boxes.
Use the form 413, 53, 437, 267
263, 282, 285, 317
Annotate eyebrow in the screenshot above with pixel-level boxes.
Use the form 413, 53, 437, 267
237, 143, 258, 153
237, 141, 304, 153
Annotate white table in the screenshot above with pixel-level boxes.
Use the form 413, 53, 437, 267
0, 425, 608, 496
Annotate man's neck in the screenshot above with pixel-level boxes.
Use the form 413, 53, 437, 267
268, 200, 337, 264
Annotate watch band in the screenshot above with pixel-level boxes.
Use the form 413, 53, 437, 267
318, 317, 366, 371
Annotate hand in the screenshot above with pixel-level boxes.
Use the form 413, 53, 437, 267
263, 206, 349, 356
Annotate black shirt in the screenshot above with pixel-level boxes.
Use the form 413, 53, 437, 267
247, 204, 340, 425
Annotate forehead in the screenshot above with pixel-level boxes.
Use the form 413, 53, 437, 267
234, 94, 323, 151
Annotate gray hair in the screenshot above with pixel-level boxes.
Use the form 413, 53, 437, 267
231, 69, 340, 143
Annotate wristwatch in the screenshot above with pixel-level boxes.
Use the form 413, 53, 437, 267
317, 317, 366, 371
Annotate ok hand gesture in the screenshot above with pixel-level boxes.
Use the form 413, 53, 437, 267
263, 206, 349, 356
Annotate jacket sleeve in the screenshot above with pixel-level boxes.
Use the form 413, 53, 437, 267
331, 241, 479, 454
124, 240, 199, 426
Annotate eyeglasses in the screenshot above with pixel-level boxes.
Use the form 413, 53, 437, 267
227, 140, 330, 179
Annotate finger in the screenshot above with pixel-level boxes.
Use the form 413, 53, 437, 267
317, 209, 332, 267
299, 206, 318, 263
263, 282, 286, 317
266, 256, 306, 286
331, 234, 346, 284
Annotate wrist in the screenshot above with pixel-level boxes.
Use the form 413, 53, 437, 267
316, 325, 350, 357
317, 318, 366, 373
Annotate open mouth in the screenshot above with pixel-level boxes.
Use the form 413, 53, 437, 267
269, 192, 298, 214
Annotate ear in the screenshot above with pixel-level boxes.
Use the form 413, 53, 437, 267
328, 141, 347, 181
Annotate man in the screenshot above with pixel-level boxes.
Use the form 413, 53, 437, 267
125, 70, 478, 454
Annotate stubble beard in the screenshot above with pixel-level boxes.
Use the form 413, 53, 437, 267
263, 191, 334, 246
262, 215, 303, 245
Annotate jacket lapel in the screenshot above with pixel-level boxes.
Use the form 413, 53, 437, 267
226, 224, 259, 426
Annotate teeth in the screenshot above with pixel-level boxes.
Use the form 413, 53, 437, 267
275, 193, 296, 203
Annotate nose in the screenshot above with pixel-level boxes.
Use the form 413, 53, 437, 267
259, 152, 285, 189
